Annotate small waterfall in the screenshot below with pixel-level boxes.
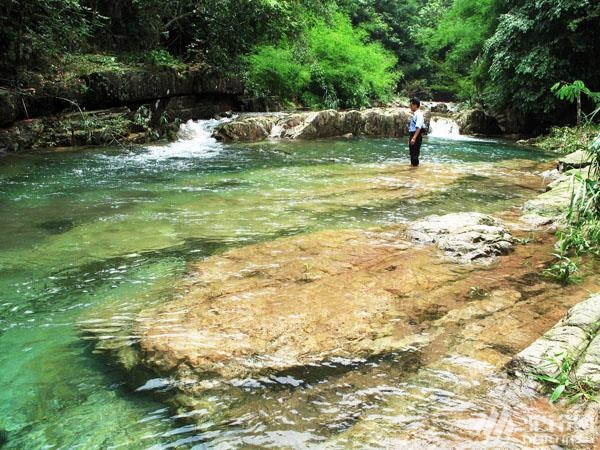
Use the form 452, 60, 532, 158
141, 118, 231, 160
428, 116, 461, 138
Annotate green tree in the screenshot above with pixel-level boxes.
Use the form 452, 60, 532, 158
552, 80, 600, 125
245, 43, 310, 102
420, 0, 502, 102
245, 13, 400, 108
483, 0, 600, 130
112, 0, 332, 66
339, 0, 423, 80
0, 0, 99, 83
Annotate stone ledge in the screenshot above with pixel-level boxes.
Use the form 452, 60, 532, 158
508, 294, 600, 383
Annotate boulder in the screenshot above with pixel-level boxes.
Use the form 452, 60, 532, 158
0, 119, 45, 152
285, 109, 344, 139
212, 115, 279, 142
132, 228, 437, 386
407, 212, 514, 263
430, 103, 449, 114
455, 109, 502, 135
557, 150, 593, 172
92, 213, 514, 392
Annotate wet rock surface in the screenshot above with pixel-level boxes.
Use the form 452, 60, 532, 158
134, 228, 439, 384
93, 212, 580, 392
127, 213, 518, 389
76, 150, 600, 446
558, 150, 593, 172
211, 107, 413, 142
521, 165, 591, 229
85, 216, 600, 445
455, 109, 502, 135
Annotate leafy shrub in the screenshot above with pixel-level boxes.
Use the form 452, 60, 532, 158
533, 125, 600, 155
144, 50, 185, 70
535, 353, 597, 403
245, 43, 310, 101
245, 13, 400, 109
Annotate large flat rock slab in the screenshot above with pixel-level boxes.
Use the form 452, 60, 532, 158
135, 228, 442, 382
133, 213, 516, 385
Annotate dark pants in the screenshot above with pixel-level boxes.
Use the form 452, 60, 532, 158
408, 132, 422, 166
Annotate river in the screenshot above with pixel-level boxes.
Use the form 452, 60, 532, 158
0, 120, 592, 448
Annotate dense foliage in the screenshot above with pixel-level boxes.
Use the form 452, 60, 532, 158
0, 0, 99, 82
483, 0, 600, 127
1, 0, 600, 126
419, 0, 501, 102
245, 14, 399, 108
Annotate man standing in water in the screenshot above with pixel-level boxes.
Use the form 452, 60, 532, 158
408, 97, 424, 167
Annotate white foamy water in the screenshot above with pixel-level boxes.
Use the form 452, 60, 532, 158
140, 118, 228, 161
428, 117, 461, 138
428, 116, 496, 143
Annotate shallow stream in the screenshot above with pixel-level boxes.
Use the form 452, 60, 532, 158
1, 120, 595, 448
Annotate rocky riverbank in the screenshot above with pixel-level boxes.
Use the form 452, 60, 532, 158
0, 67, 243, 152
1, 64, 506, 152
209, 107, 506, 143
82, 152, 598, 393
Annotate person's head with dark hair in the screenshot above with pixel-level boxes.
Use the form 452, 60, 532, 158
410, 97, 421, 107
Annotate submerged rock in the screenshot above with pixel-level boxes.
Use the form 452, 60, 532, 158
97, 213, 515, 396
133, 228, 436, 385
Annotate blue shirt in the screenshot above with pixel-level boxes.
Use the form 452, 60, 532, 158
409, 109, 424, 132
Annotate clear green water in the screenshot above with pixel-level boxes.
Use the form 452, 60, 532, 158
0, 121, 553, 449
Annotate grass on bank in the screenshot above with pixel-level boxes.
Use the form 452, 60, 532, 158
533, 127, 600, 401
538, 126, 600, 285
535, 353, 598, 403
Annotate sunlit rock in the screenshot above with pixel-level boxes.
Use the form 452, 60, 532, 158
521, 169, 587, 227
509, 294, 600, 379
133, 228, 443, 385
211, 107, 413, 142
557, 150, 593, 172
455, 109, 502, 135
211, 115, 278, 142
125, 213, 513, 393
407, 212, 514, 263
575, 335, 600, 385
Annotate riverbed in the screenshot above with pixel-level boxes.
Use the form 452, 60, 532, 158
0, 120, 594, 448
